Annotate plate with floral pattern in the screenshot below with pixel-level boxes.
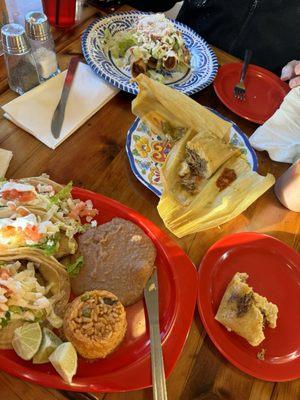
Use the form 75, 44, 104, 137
126, 109, 258, 197
82, 11, 218, 95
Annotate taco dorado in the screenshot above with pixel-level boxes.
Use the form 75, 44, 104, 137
0, 248, 70, 349
0, 175, 98, 257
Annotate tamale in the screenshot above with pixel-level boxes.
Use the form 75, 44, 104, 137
158, 157, 275, 237
132, 74, 231, 141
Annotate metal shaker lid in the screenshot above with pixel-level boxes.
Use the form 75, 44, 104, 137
1, 23, 30, 54
25, 11, 50, 41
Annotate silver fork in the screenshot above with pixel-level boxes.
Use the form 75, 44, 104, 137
233, 49, 252, 100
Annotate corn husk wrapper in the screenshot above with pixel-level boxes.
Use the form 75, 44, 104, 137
132, 74, 231, 141
132, 74, 275, 237
0, 248, 70, 349
158, 154, 275, 237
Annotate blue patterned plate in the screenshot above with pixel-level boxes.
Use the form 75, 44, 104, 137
82, 11, 218, 95
126, 109, 258, 197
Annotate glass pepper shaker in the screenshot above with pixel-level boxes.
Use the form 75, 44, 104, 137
1, 23, 40, 95
25, 11, 60, 81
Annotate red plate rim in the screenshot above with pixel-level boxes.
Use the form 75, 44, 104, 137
0, 188, 198, 392
197, 232, 300, 382
213, 63, 289, 124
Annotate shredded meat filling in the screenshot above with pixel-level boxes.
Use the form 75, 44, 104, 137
178, 148, 207, 194
131, 59, 147, 77
147, 57, 158, 69
163, 56, 177, 70
229, 291, 254, 317
185, 149, 207, 177
216, 168, 237, 191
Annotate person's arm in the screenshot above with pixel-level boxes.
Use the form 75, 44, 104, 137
127, 0, 178, 12
281, 60, 300, 88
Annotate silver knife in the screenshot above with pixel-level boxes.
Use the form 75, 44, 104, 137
144, 269, 168, 400
51, 56, 80, 139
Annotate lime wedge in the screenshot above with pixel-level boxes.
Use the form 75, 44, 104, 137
12, 322, 42, 361
49, 342, 77, 384
33, 327, 62, 364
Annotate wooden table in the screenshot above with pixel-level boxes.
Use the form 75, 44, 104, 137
0, 2, 299, 400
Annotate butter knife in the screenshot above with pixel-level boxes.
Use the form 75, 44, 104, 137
51, 56, 80, 139
144, 269, 168, 400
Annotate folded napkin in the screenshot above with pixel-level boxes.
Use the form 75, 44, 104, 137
250, 87, 300, 163
2, 62, 119, 149
0, 148, 13, 177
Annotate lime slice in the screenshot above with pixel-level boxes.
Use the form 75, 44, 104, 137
33, 327, 62, 364
49, 342, 77, 384
12, 322, 42, 361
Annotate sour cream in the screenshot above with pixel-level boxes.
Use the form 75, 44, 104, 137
0, 182, 36, 193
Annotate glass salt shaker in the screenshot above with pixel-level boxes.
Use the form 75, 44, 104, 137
25, 11, 60, 81
1, 23, 40, 95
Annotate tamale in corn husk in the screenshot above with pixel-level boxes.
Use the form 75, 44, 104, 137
158, 146, 275, 237
131, 74, 275, 237
132, 74, 231, 141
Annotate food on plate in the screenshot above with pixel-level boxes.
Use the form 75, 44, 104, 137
215, 272, 278, 346
182, 132, 239, 180
33, 327, 62, 364
130, 75, 275, 236
71, 218, 156, 306
102, 13, 190, 82
12, 322, 42, 360
49, 341, 78, 384
63, 290, 127, 359
132, 74, 231, 141
0, 248, 70, 349
0, 176, 98, 257
158, 151, 275, 236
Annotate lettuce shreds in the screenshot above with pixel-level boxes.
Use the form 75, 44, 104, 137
66, 256, 84, 278
0, 311, 10, 328
29, 233, 60, 256
50, 181, 73, 205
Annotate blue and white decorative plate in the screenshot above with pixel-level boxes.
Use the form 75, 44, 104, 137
81, 11, 218, 95
126, 109, 258, 197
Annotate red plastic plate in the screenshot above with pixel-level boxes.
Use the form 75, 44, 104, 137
197, 232, 300, 382
0, 188, 197, 392
213, 63, 290, 124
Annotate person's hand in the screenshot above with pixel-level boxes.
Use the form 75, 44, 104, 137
281, 60, 300, 88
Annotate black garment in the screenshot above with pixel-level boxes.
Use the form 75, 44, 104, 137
129, 0, 300, 75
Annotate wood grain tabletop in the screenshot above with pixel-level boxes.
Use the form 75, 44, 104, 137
0, 1, 299, 399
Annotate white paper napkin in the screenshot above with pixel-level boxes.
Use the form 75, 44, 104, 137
249, 87, 300, 163
2, 62, 119, 149
0, 148, 13, 177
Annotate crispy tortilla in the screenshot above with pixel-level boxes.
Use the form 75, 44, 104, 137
0, 248, 70, 349
0, 208, 77, 258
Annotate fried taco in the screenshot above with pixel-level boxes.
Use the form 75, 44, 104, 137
0, 176, 98, 257
0, 248, 70, 349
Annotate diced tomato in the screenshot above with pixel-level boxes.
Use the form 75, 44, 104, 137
68, 201, 98, 220
0, 269, 11, 280
0, 284, 12, 296
24, 225, 42, 242
1, 226, 16, 238
2, 190, 36, 203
